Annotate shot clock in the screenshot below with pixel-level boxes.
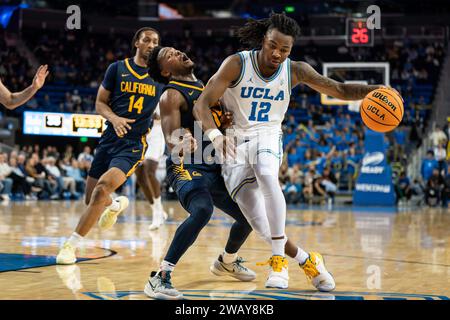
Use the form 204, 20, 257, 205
346, 18, 374, 47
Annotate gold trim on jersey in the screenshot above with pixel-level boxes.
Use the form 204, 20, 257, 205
126, 133, 148, 177
124, 59, 149, 80
169, 81, 204, 91
172, 162, 193, 181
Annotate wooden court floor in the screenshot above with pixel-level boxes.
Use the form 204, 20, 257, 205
0, 200, 449, 300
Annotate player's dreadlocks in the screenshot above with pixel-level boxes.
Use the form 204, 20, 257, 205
147, 45, 169, 84
236, 12, 300, 50
131, 27, 160, 55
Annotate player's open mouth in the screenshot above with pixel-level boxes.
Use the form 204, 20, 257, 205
182, 53, 190, 62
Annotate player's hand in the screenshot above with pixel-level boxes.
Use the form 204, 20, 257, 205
111, 116, 136, 137
219, 112, 233, 130
212, 135, 236, 161
180, 131, 198, 154
32, 65, 49, 91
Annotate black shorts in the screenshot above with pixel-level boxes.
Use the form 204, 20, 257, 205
167, 162, 242, 214
88, 131, 148, 179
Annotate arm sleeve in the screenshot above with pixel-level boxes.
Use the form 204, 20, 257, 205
101, 62, 118, 92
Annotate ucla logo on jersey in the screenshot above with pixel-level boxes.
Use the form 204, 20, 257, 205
240, 86, 284, 101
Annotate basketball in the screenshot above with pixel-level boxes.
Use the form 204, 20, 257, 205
360, 88, 404, 133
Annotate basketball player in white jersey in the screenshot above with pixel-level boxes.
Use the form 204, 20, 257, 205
194, 13, 386, 290
135, 106, 168, 230
0, 65, 48, 109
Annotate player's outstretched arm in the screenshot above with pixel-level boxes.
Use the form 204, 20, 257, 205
0, 65, 49, 110
96, 85, 135, 137
291, 61, 383, 101
193, 54, 241, 158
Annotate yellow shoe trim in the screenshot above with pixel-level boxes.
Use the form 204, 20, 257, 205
256, 255, 288, 273
300, 252, 322, 280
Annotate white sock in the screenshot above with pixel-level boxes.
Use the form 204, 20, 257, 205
222, 251, 237, 264
272, 237, 285, 257
294, 248, 309, 265
107, 197, 121, 211
160, 260, 175, 272
154, 196, 162, 211
67, 232, 83, 249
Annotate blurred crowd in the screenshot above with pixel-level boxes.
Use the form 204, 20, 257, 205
0, 145, 93, 201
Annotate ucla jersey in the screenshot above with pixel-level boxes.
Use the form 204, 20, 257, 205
164, 79, 220, 169
220, 50, 291, 136
102, 58, 161, 137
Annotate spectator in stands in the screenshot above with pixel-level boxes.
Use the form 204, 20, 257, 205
283, 174, 303, 205
443, 162, 449, 208
395, 171, 412, 204
421, 150, 439, 183
319, 167, 338, 203
0, 153, 13, 201
409, 178, 425, 206
64, 92, 74, 112
283, 126, 296, 146
344, 143, 361, 190
286, 164, 303, 186
425, 168, 445, 207
77, 146, 94, 170
303, 165, 316, 203
71, 89, 82, 105
434, 140, 448, 175
287, 147, 300, 167
62, 158, 86, 193
45, 156, 78, 199
279, 162, 289, 184
64, 145, 74, 161
46, 146, 60, 160
430, 125, 448, 147
322, 121, 333, 139
303, 149, 315, 171
285, 114, 296, 129
317, 136, 331, 155
17, 153, 27, 175
25, 156, 58, 200
8, 156, 34, 199
41, 94, 52, 111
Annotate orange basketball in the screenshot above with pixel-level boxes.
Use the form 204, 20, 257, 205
360, 88, 404, 133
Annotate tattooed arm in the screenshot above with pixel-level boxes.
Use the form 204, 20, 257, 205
291, 61, 383, 100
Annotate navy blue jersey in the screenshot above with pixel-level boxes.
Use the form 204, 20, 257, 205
164, 79, 222, 169
102, 58, 161, 137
